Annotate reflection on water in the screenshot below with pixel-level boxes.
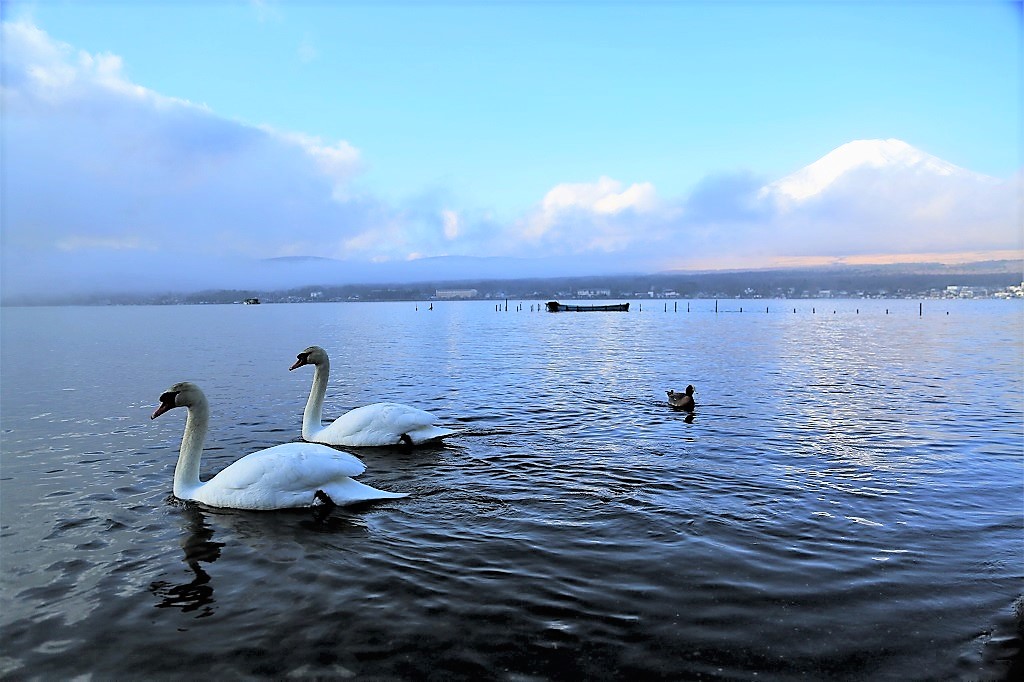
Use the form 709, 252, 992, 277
0, 300, 1021, 680
149, 506, 223, 617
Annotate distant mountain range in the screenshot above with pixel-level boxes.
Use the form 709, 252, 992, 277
251, 252, 1022, 292
259, 254, 648, 285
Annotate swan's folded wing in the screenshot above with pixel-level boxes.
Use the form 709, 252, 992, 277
192, 444, 404, 509
211, 443, 367, 492
339, 402, 432, 429
324, 402, 445, 442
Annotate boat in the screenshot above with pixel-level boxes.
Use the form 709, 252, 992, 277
243, 298, 261, 305
546, 301, 629, 312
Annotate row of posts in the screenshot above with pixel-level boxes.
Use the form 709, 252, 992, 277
477, 299, 929, 315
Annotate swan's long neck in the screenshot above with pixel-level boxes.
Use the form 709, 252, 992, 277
302, 358, 330, 440
174, 395, 209, 498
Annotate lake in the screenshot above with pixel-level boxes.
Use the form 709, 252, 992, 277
1, 299, 1021, 680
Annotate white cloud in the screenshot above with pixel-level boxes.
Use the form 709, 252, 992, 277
1, 19, 1017, 300
539, 176, 656, 217
519, 176, 659, 251
1, 19, 381, 296
442, 210, 461, 240
5, 20, 187, 110
56, 235, 155, 252
250, 0, 283, 24
271, 129, 362, 198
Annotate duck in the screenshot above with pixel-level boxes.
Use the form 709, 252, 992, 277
150, 382, 407, 510
290, 345, 456, 447
667, 385, 696, 411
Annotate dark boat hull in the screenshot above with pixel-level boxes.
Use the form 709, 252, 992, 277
546, 301, 629, 312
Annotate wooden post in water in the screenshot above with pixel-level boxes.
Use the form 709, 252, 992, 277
919, 302, 923, 317
715, 300, 718, 313
675, 301, 678, 313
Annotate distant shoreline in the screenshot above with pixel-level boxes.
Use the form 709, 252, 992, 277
3, 262, 1021, 307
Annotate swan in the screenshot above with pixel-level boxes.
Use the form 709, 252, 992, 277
667, 385, 696, 411
290, 346, 456, 447
150, 382, 407, 510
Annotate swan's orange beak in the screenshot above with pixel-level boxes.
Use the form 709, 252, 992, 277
290, 354, 309, 371
151, 393, 177, 420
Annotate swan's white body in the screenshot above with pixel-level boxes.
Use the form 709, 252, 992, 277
310, 401, 454, 447
151, 382, 407, 510
291, 346, 455, 447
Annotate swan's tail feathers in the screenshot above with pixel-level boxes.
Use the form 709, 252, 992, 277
321, 478, 408, 506
407, 426, 458, 445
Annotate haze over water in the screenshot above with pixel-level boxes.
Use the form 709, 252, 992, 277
1, 299, 1021, 679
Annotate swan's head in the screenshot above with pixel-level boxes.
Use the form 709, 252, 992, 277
290, 345, 328, 371
151, 382, 203, 419
666, 386, 695, 400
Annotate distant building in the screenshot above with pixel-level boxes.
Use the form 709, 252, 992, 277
435, 289, 478, 299
994, 282, 1024, 299
576, 288, 611, 298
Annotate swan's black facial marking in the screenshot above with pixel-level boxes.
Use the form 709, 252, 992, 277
151, 390, 180, 420
289, 352, 311, 371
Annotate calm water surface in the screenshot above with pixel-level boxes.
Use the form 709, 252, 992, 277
1, 299, 1022, 680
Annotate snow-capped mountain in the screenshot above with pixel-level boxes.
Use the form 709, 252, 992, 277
759, 138, 984, 204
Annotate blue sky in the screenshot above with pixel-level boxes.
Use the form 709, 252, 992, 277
2, 1, 1020, 297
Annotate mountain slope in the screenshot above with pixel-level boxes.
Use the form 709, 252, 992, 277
759, 138, 987, 203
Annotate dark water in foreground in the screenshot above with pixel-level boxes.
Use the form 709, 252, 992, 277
1, 299, 1022, 680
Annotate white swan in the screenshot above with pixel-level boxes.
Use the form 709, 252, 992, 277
150, 382, 407, 510
290, 345, 456, 447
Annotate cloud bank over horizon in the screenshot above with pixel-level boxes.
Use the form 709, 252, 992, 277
2, 20, 1020, 299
